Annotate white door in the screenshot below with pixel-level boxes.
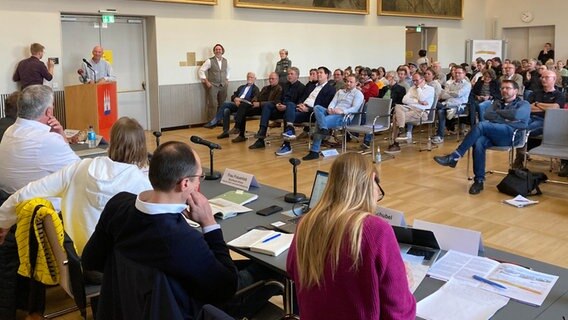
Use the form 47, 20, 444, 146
61, 15, 149, 129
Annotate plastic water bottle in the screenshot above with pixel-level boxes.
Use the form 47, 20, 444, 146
87, 126, 96, 149
375, 145, 382, 163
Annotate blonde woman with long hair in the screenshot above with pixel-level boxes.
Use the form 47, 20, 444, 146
286, 152, 415, 319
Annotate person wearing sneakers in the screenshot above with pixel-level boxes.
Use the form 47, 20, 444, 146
203, 72, 259, 139
248, 67, 305, 152
385, 72, 435, 154
433, 80, 530, 194
302, 75, 364, 161
431, 65, 471, 144
231, 73, 282, 144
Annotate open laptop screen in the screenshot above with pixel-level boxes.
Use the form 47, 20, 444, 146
307, 170, 329, 210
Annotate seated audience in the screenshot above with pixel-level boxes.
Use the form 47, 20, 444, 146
499, 62, 524, 96
432, 66, 472, 144
287, 152, 416, 319
370, 68, 385, 90
275, 66, 335, 151
0, 92, 19, 141
203, 72, 259, 139
0, 117, 152, 255
248, 67, 305, 152
82, 141, 280, 319
302, 75, 364, 160
359, 67, 379, 102
471, 69, 501, 124
514, 70, 566, 173
522, 59, 540, 99
432, 61, 446, 87
424, 67, 442, 99
0, 85, 79, 193
538, 42, 554, 65
231, 73, 282, 143
434, 80, 530, 194
396, 66, 412, 91
491, 57, 503, 78
470, 58, 486, 85
331, 68, 345, 91
385, 72, 435, 153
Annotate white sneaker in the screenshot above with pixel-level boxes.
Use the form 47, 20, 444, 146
431, 136, 444, 144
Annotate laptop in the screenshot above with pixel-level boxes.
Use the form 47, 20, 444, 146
274, 170, 329, 233
392, 225, 441, 267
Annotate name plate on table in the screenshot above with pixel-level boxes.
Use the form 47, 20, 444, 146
221, 168, 259, 191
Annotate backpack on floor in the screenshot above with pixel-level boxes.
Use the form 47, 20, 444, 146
497, 168, 548, 197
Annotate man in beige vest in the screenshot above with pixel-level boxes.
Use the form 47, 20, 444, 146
199, 44, 230, 120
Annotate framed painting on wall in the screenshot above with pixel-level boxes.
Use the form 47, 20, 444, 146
234, 0, 369, 15
143, 0, 216, 5
378, 0, 463, 20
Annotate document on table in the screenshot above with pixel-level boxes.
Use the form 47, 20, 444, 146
228, 229, 294, 256
417, 278, 509, 320
427, 250, 559, 306
401, 252, 429, 293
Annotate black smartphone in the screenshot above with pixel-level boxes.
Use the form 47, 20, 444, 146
257, 205, 283, 216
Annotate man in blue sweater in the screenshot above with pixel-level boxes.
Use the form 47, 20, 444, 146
83, 141, 280, 318
433, 80, 530, 194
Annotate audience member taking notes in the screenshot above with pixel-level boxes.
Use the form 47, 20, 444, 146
287, 152, 416, 320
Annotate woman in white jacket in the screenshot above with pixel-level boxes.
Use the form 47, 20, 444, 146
0, 117, 152, 254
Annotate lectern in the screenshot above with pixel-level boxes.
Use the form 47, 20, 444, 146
64, 82, 117, 140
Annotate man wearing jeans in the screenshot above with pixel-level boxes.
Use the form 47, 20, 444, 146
302, 75, 364, 160
433, 80, 530, 194
432, 65, 471, 144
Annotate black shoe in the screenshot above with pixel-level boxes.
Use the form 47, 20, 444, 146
203, 121, 217, 129
302, 151, 320, 161
433, 154, 458, 168
248, 139, 265, 149
558, 162, 568, 177
229, 127, 240, 135
231, 136, 247, 143
469, 181, 484, 194
217, 131, 229, 139
254, 132, 267, 139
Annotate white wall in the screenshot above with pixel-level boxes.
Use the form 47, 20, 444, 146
0, 0, 487, 93
485, 0, 565, 63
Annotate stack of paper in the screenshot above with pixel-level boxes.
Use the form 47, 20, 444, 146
228, 229, 293, 256
503, 195, 539, 208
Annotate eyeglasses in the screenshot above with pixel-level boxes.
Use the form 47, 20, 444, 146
178, 174, 206, 184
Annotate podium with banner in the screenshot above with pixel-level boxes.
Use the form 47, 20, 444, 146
64, 82, 118, 140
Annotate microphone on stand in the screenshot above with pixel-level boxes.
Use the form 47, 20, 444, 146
285, 158, 307, 203
82, 58, 97, 83
153, 131, 162, 148
190, 135, 221, 180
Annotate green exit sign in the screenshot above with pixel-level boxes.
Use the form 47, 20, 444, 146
102, 15, 115, 23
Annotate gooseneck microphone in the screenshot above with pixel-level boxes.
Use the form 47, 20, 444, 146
285, 158, 307, 203
82, 58, 93, 68
190, 135, 222, 150
189, 135, 221, 180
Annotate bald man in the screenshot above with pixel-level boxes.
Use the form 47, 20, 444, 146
78, 45, 116, 83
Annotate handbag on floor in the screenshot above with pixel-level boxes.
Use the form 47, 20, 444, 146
497, 168, 548, 197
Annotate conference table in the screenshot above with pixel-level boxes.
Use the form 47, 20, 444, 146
200, 178, 568, 319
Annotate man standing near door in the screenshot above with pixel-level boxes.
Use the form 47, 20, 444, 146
78, 46, 116, 84
199, 44, 230, 120
13, 43, 54, 90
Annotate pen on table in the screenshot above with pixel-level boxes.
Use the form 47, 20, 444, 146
262, 233, 281, 243
472, 275, 507, 289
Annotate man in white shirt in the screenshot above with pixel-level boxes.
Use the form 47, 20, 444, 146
199, 44, 230, 120
386, 72, 435, 153
432, 66, 472, 144
78, 46, 116, 83
0, 85, 79, 194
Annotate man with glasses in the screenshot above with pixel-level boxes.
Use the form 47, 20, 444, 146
83, 141, 282, 318
432, 65, 472, 144
433, 80, 530, 194
385, 72, 435, 153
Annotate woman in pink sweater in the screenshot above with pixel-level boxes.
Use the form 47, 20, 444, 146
286, 152, 416, 320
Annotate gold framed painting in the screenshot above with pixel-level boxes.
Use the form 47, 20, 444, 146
234, 0, 369, 15
378, 0, 463, 20
143, 0, 216, 5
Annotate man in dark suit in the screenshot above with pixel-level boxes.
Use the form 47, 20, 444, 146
203, 72, 259, 139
